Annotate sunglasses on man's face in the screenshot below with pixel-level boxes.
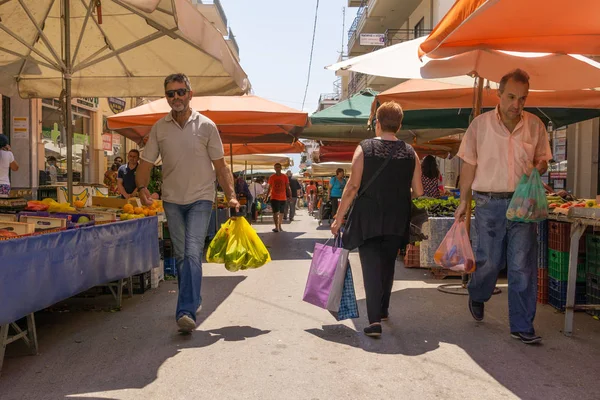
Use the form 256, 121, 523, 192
165, 88, 190, 98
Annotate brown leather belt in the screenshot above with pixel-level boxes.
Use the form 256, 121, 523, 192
473, 191, 514, 199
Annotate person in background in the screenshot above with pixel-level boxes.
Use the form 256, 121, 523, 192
267, 163, 291, 232
0, 135, 18, 197
455, 69, 552, 345
117, 149, 140, 199
46, 156, 58, 185
328, 168, 347, 218
421, 155, 443, 198
136, 73, 239, 333
104, 163, 120, 196
284, 170, 302, 221
305, 180, 317, 215
114, 156, 124, 168
234, 173, 252, 218
331, 101, 423, 338
249, 177, 265, 222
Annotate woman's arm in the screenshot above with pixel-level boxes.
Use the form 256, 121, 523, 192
331, 146, 364, 235
412, 156, 424, 199
10, 160, 19, 172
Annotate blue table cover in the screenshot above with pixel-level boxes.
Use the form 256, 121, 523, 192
0, 217, 160, 325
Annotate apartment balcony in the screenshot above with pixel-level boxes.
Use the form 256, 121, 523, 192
226, 27, 240, 60
347, 72, 368, 97
192, 0, 228, 35
317, 93, 341, 112
348, 0, 363, 6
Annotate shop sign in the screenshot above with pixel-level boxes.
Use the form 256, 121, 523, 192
74, 133, 89, 145
12, 116, 28, 139
42, 123, 61, 144
360, 33, 386, 46
550, 172, 567, 179
108, 97, 126, 114
112, 134, 121, 145
102, 134, 113, 151
75, 97, 99, 110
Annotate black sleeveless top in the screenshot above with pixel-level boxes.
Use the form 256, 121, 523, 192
342, 139, 416, 250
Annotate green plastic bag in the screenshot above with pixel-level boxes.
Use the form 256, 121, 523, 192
206, 219, 234, 264
506, 169, 548, 223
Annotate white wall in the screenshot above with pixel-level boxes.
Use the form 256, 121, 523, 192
409, 0, 432, 29
8, 96, 33, 188
433, 0, 455, 25
566, 118, 599, 198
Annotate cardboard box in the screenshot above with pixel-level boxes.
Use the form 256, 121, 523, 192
0, 214, 18, 222
86, 211, 117, 223
19, 216, 68, 232
0, 221, 35, 235
92, 196, 141, 209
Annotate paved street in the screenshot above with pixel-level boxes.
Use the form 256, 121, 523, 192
2, 209, 600, 400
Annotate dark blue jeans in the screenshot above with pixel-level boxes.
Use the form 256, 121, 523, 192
469, 192, 538, 334
163, 200, 213, 322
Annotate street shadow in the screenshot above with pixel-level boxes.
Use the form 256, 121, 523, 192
0, 276, 272, 400
305, 272, 600, 400
258, 231, 319, 261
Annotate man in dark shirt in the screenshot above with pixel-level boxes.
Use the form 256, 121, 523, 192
117, 149, 139, 198
284, 170, 302, 221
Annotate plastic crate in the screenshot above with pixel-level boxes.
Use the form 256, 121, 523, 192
585, 273, 600, 317
163, 223, 170, 239
130, 271, 151, 294
547, 221, 586, 253
547, 249, 586, 282
548, 277, 586, 311
164, 257, 177, 277
537, 268, 549, 304
403, 244, 420, 268
586, 234, 600, 276
537, 221, 548, 268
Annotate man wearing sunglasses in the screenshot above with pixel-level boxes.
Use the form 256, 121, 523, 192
136, 73, 239, 333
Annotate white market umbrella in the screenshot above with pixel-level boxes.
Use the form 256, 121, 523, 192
310, 162, 352, 177
231, 154, 292, 170
0, 0, 250, 200
326, 37, 600, 90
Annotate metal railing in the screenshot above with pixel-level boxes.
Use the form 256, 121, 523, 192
197, 0, 228, 30
347, 1, 368, 50
348, 72, 367, 97
384, 28, 432, 46
227, 27, 240, 57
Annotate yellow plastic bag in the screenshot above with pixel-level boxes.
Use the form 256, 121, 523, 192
206, 219, 234, 264
224, 217, 271, 272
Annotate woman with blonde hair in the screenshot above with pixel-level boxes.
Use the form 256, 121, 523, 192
331, 101, 423, 337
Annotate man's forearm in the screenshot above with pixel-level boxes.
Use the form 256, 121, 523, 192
135, 161, 153, 188
216, 166, 236, 200
536, 160, 548, 175
459, 163, 477, 204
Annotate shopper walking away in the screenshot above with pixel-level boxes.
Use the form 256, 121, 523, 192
137, 73, 239, 333
328, 168, 347, 218
331, 101, 423, 337
306, 180, 317, 215
454, 69, 552, 345
249, 177, 264, 222
267, 163, 291, 232
118, 149, 140, 199
421, 155, 443, 198
284, 170, 302, 221
234, 173, 252, 218
0, 135, 18, 197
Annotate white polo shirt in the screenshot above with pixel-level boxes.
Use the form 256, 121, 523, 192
142, 109, 224, 205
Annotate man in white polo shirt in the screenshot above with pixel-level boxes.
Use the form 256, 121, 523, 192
136, 73, 239, 333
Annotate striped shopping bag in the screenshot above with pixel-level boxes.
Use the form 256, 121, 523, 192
330, 263, 359, 321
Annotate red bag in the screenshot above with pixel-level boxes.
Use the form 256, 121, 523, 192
434, 220, 476, 273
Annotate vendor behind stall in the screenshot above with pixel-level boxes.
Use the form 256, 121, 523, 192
118, 149, 139, 199
0, 134, 18, 197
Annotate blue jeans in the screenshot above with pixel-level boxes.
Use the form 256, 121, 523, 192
469, 192, 538, 334
163, 200, 213, 322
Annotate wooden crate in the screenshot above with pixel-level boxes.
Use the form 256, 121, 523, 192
91, 196, 141, 209
0, 221, 35, 235
403, 244, 421, 268
0, 214, 17, 222
19, 216, 67, 232
430, 266, 463, 280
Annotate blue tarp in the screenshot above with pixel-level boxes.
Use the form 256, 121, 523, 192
0, 217, 160, 325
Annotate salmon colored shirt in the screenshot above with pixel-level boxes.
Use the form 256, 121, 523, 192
457, 107, 552, 192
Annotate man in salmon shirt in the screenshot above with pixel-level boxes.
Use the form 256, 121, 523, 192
455, 69, 552, 345
268, 163, 291, 232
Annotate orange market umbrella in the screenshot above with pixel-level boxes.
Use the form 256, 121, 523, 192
107, 95, 309, 145
419, 0, 600, 59
224, 141, 305, 156
318, 139, 462, 162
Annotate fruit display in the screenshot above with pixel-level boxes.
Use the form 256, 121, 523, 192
119, 201, 163, 220
41, 198, 76, 213
413, 198, 475, 217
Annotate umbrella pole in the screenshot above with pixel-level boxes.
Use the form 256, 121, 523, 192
229, 143, 233, 171
63, 0, 74, 203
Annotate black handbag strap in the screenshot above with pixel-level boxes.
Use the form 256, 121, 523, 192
356, 140, 399, 198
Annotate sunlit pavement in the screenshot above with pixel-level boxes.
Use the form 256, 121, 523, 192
2, 209, 600, 400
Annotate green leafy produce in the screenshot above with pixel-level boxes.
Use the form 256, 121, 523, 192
413, 197, 476, 217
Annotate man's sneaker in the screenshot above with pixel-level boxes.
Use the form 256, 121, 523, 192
196, 304, 202, 316
177, 315, 196, 333
469, 299, 484, 321
363, 324, 382, 337
511, 332, 542, 345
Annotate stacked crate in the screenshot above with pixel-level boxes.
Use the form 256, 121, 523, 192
537, 221, 548, 304
547, 221, 587, 311
585, 235, 600, 316
403, 244, 421, 268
